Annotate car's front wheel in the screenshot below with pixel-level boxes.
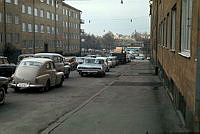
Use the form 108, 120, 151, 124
0, 87, 5, 105
41, 80, 50, 92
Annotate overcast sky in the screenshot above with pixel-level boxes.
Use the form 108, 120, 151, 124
64, 0, 150, 36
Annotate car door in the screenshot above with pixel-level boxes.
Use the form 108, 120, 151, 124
45, 62, 56, 86
54, 56, 64, 72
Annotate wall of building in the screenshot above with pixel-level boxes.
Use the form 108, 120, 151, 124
0, 0, 82, 56
151, 0, 200, 131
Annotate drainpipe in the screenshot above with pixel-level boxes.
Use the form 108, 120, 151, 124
155, 0, 159, 75
33, 0, 36, 54
3, 0, 7, 56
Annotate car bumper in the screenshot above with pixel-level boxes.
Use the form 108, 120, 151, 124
9, 83, 44, 88
78, 69, 104, 73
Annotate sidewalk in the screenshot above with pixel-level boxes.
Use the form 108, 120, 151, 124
49, 61, 186, 134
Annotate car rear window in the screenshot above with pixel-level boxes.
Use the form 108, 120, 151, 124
20, 61, 42, 67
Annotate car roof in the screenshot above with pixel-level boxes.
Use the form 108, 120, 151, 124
35, 53, 63, 57
21, 57, 52, 64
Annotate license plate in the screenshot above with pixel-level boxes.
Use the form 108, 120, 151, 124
17, 83, 29, 88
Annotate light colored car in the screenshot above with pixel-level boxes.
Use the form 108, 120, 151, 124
35, 53, 70, 78
10, 58, 64, 92
77, 58, 106, 77
135, 54, 145, 60
108, 56, 117, 68
96, 57, 110, 72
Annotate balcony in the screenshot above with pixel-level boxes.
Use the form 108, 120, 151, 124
80, 19, 84, 24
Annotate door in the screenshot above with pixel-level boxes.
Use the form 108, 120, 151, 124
46, 62, 56, 86
44, 43, 48, 52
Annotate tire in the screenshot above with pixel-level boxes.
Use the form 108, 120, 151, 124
65, 73, 69, 78
58, 77, 64, 87
41, 80, 50, 92
80, 73, 84, 77
101, 72, 106, 77
0, 87, 5, 105
14, 87, 20, 92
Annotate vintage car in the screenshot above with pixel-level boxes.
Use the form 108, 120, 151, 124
34, 53, 70, 78
96, 57, 110, 72
108, 56, 117, 68
17, 54, 35, 64
9, 58, 64, 92
77, 58, 106, 77
0, 56, 16, 78
0, 77, 9, 104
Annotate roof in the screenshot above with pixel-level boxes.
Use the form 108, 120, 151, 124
35, 53, 63, 57
22, 58, 52, 64
62, 2, 82, 12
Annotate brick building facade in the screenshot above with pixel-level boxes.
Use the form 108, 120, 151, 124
150, 0, 200, 131
0, 0, 82, 56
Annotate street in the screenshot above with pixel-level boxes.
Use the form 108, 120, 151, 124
0, 60, 185, 134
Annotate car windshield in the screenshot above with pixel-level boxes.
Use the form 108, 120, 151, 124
94, 59, 103, 64
84, 59, 95, 64
20, 61, 42, 67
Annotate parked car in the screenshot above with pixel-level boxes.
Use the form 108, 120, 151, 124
135, 54, 145, 60
64, 57, 78, 71
17, 54, 35, 64
10, 58, 64, 92
0, 77, 9, 104
107, 56, 117, 68
77, 58, 106, 77
0, 56, 16, 78
34, 53, 70, 78
96, 57, 110, 72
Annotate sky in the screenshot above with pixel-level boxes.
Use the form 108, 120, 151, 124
64, 0, 150, 36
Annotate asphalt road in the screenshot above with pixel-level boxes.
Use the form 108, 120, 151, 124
0, 60, 186, 134
0, 61, 124, 134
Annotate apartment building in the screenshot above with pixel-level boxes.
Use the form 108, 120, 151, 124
150, 0, 200, 131
0, 0, 82, 56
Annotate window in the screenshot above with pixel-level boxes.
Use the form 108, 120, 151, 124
40, 0, 44, 2
52, 27, 55, 34
181, 0, 192, 56
15, 16, 19, 24
171, 7, 176, 51
28, 6, 32, 15
47, 11, 50, 19
65, 10, 68, 16
28, 24, 32, 32
47, 26, 50, 33
5, 0, 11, 3
40, 9, 44, 18
35, 24, 38, 32
166, 14, 171, 49
0, 12, 2, 23
40, 25, 44, 33
66, 22, 68, 27
63, 9, 65, 15
6, 33, 12, 43
22, 23, 26, 32
52, 13, 54, 20
14, 0, 18, 5
22, 5, 26, 13
0, 33, 3, 43
34, 8, 38, 16
15, 33, 20, 43
6, 14, 13, 24
56, 14, 58, 21
163, 19, 166, 47
52, 0, 54, 6
47, 0, 50, 5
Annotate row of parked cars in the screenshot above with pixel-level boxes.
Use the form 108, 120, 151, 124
0, 53, 131, 105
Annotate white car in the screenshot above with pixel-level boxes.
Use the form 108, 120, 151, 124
77, 58, 106, 77
10, 58, 64, 92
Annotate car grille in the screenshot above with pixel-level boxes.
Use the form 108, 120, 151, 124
78, 67, 101, 70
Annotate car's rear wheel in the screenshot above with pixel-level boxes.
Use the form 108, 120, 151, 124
58, 77, 64, 87
14, 87, 20, 92
0, 87, 5, 105
41, 80, 50, 92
